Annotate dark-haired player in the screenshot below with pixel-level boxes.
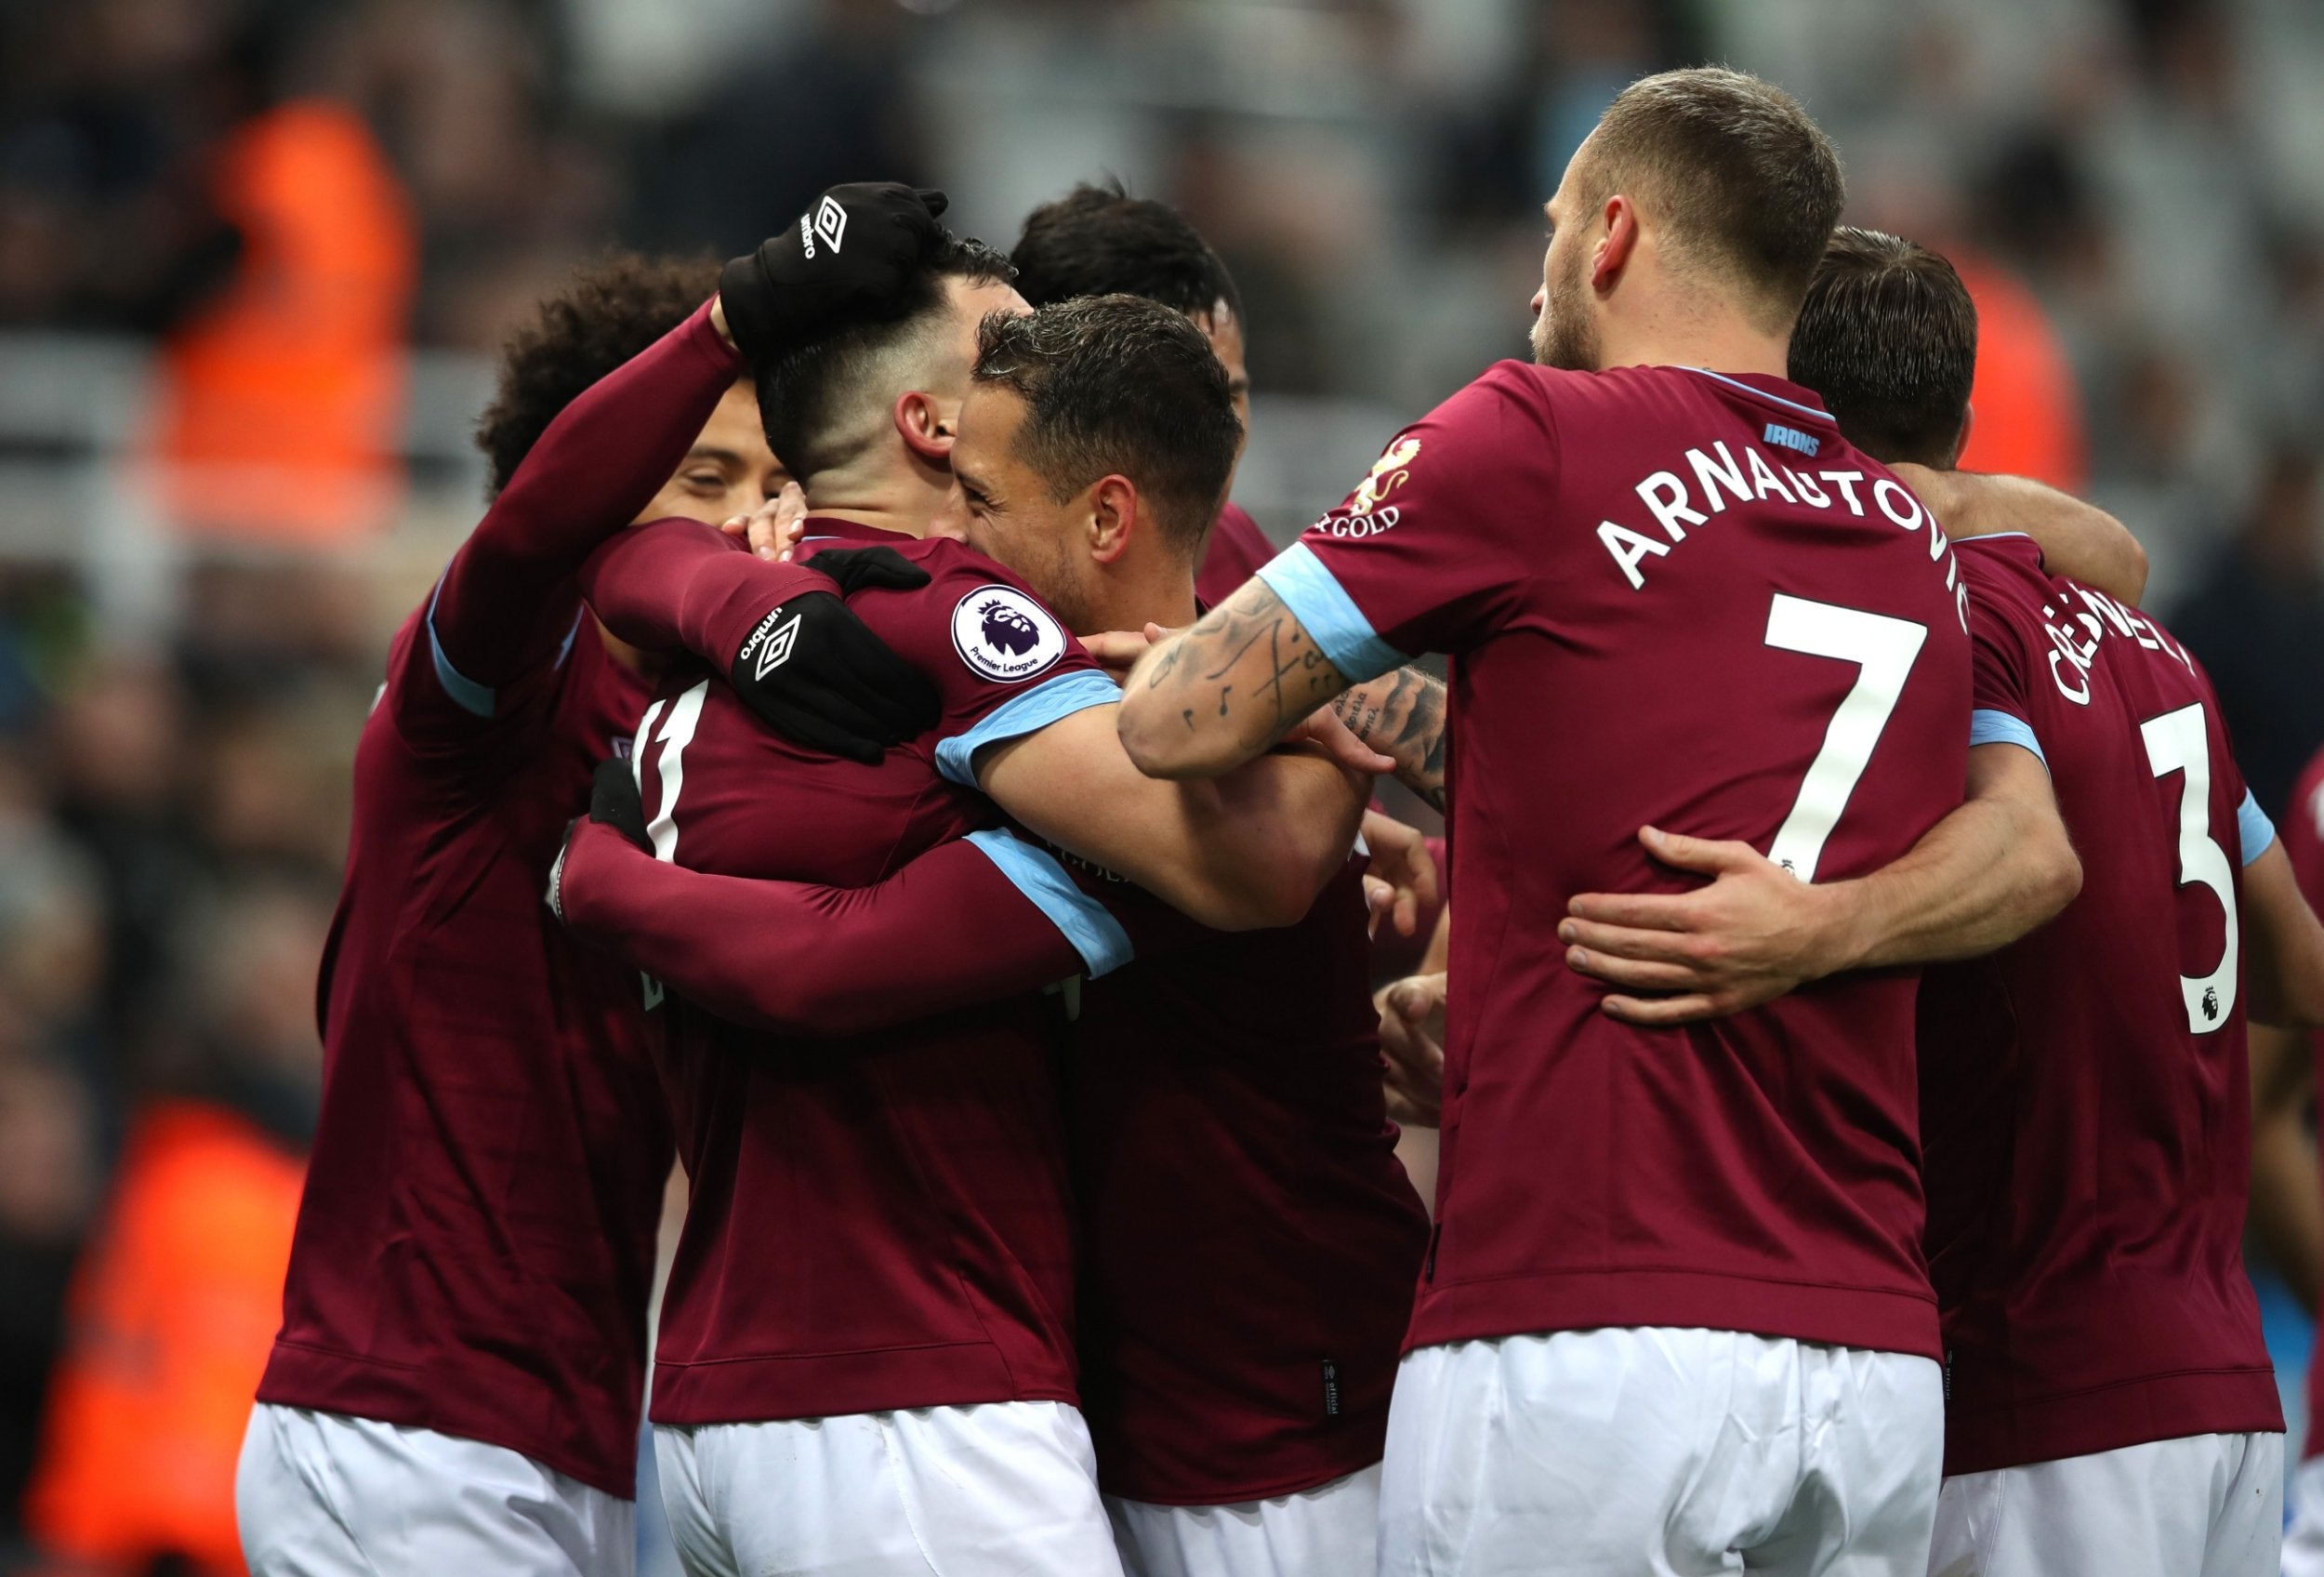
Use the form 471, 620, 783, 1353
1006, 180, 1440, 948
1006, 180, 1272, 604
235, 230, 931, 1575
1779, 228, 2324, 1577
558, 215, 1371, 1572
556, 293, 1427, 1577
1119, 68, 2038, 1572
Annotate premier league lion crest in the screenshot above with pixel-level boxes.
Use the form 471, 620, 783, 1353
950, 585, 1066, 682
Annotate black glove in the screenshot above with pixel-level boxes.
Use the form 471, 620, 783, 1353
719, 183, 950, 367
548, 757, 651, 924
728, 546, 941, 765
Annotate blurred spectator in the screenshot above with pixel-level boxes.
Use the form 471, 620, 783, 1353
0, 1045, 96, 1561
1952, 250, 2092, 493
20, 881, 324, 1577
148, 29, 416, 545
630, 0, 928, 258
2168, 444, 2324, 816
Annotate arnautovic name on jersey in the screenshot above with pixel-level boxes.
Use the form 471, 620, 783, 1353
1594, 436, 1969, 630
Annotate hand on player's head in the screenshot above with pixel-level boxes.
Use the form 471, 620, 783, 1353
718, 183, 952, 368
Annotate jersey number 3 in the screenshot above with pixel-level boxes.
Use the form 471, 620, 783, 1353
2141, 701, 2238, 1033
1763, 594, 1928, 884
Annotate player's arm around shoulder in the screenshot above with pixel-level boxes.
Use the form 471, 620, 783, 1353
1561, 742, 2080, 1026
978, 701, 1369, 933
1898, 463, 2149, 606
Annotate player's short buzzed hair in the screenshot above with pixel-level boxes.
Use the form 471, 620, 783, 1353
1009, 180, 1242, 322
972, 295, 1243, 562
475, 253, 720, 499
1790, 227, 1979, 470
1576, 66, 1844, 333
755, 230, 1015, 483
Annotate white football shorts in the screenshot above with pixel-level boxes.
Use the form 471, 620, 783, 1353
1378, 1326, 1943, 1576
1930, 1429, 2280, 1577
2279, 1450, 2324, 1577
654, 1398, 1123, 1577
1105, 1462, 1380, 1577
237, 1401, 634, 1577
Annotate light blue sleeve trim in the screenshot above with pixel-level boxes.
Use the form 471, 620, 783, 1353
2239, 788, 2278, 868
426, 576, 496, 719
1254, 543, 1409, 683
1969, 708, 2045, 767
964, 828, 1134, 979
934, 669, 1123, 788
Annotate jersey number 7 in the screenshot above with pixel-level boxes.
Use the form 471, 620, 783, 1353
1762, 594, 1929, 884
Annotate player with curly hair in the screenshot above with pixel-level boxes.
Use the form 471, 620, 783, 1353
234, 251, 791, 1577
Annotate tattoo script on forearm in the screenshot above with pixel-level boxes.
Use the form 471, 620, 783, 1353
1142, 579, 1349, 755
1330, 667, 1448, 813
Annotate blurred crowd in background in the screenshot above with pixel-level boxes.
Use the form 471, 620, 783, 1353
1, 0, 2322, 1570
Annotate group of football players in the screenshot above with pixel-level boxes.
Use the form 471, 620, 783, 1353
230, 61, 2324, 1577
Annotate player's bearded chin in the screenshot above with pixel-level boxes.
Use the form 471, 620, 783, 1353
1530, 252, 1598, 372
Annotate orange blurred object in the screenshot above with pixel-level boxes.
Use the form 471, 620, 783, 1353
22, 1101, 306, 1576
153, 99, 417, 545
1952, 250, 2089, 494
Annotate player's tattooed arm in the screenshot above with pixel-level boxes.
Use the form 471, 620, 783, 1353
1330, 668, 1447, 814
1118, 577, 1359, 779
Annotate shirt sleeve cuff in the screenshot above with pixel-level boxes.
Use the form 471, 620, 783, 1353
1253, 542, 1409, 683
1969, 707, 2045, 767
2239, 788, 2278, 868
427, 576, 497, 719
934, 669, 1122, 788
965, 828, 1134, 978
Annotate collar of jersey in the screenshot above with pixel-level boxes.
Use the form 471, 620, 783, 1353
1680, 366, 1836, 425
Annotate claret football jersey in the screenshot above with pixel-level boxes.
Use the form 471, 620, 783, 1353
258, 615, 667, 1497
635, 518, 1127, 1427
2290, 746, 2324, 1463
1257, 362, 1970, 1360
1921, 534, 2282, 1474
1196, 501, 1274, 610
1063, 846, 1429, 1505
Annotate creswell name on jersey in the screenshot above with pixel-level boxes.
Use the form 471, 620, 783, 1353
2032, 577, 2200, 705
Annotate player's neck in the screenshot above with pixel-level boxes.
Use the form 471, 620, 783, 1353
799, 462, 950, 541
1083, 559, 1197, 639
1596, 307, 1790, 383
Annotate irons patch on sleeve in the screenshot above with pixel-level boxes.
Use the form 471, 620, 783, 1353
951, 586, 1067, 682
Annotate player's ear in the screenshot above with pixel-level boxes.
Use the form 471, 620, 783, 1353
1089, 475, 1137, 564
1593, 194, 1638, 292
895, 391, 954, 465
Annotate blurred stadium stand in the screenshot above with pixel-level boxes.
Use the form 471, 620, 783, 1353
0, 1, 2320, 1571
